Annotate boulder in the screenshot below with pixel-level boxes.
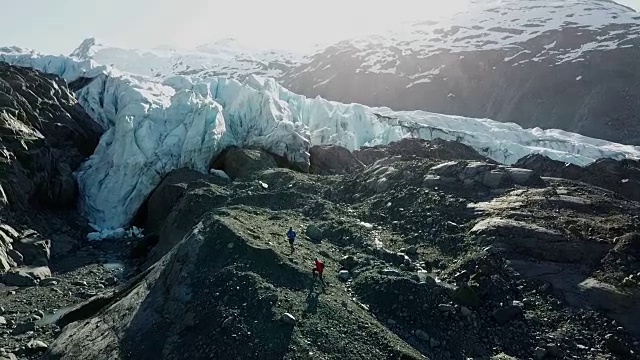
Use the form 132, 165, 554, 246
492, 305, 524, 325
26, 339, 48, 351
482, 170, 505, 188
338, 270, 351, 281
305, 224, 323, 241
339, 255, 359, 271
209, 147, 278, 180
2, 266, 51, 287
451, 284, 481, 308
415, 329, 430, 341
0, 247, 15, 271
12, 321, 36, 335
141, 168, 209, 233
505, 167, 535, 185
281, 313, 297, 325
13, 234, 50, 266
309, 145, 365, 175
605, 334, 630, 356
471, 217, 610, 264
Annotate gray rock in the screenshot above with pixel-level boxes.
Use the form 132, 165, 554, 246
422, 174, 442, 186
26, 339, 48, 351
339, 255, 358, 271
429, 338, 441, 348
546, 344, 563, 358
0, 353, 17, 360
438, 304, 455, 313
104, 276, 118, 286
506, 167, 535, 184
39, 277, 61, 286
430, 161, 461, 177
71, 280, 88, 287
482, 170, 505, 188
281, 312, 296, 325
492, 306, 524, 325
451, 284, 481, 308
381, 268, 403, 277
0, 316, 6, 325
209, 148, 279, 179
12, 321, 36, 335
305, 224, 323, 241
533, 347, 547, 360
338, 270, 350, 281
405, 245, 418, 255
2, 266, 51, 287
309, 144, 365, 175
460, 306, 472, 317
6, 249, 23, 266
415, 329, 430, 341
14, 235, 50, 266
605, 334, 630, 356
262, 293, 278, 304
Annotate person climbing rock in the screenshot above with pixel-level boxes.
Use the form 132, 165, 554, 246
312, 257, 325, 287
287, 226, 297, 253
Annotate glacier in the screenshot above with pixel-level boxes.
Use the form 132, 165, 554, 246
1, 46, 640, 232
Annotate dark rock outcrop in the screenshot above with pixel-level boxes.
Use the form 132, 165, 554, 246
354, 138, 490, 165
138, 168, 210, 233
309, 144, 365, 175
209, 147, 278, 180
515, 154, 640, 202
0, 62, 102, 209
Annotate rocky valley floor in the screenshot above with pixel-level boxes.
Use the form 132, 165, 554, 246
2, 142, 639, 360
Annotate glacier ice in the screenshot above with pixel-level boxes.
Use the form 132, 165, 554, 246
2, 47, 640, 233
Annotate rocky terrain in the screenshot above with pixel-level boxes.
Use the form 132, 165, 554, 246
1, 62, 640, 360
0, 62, 115, 359
0, 140, 635, 359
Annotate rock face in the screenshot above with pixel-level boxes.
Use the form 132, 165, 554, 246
0, 62, 102, 210
309, 145, 365, 175
137, 168, 210, 233
515, 154, 640, 202
283, 0, 640, 145
354, 138, 490, 165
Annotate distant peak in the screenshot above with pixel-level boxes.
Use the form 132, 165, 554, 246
70, 37, 101, 59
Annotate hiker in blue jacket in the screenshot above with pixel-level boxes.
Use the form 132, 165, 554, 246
287, 227, 296, 253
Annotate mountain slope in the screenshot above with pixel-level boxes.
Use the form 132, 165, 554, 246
2, 48, 639, 232
283, 0, 640, 144
40, 152, 640, 359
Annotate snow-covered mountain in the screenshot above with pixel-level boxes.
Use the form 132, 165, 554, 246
69, 37, 304, 80
66, 1, 640, 146
2, 46, 639, 233
285, 0, 640, 144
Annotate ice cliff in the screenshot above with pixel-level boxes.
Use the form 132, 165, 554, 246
2, 47, 639, 231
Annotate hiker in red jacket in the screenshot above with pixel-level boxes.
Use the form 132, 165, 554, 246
312, 258, 325, 287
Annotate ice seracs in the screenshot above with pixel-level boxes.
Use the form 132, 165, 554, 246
1, 47, 639, 234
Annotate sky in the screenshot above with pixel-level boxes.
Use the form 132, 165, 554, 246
1, 0, 638, 55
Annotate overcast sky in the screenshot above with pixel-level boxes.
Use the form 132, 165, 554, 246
1, 0, 638, 55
